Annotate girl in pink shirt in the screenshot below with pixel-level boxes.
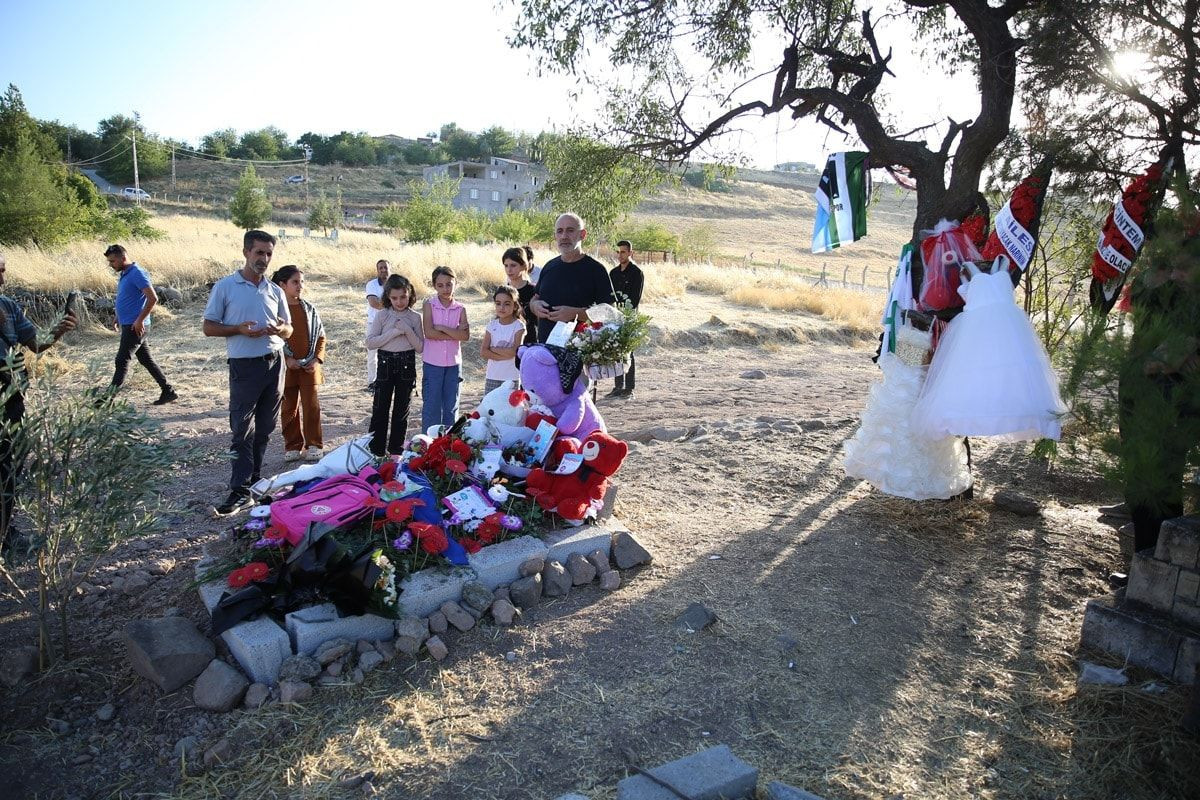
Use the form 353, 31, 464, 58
421, 266, 469, 431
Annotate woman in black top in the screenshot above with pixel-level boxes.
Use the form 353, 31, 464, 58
502, 246, 538, 347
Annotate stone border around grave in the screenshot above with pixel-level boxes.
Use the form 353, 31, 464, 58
194, 493, 648, 684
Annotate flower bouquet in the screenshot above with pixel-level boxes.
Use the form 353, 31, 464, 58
568, 300, 650, 380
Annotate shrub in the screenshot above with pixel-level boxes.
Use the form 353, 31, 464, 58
229, 164, 271, 230
614, 222, 680, 253
678, 224, 718, 262
0, 357, 181, 665
490, 209, 540, 243
308, 189, 342, 234
398, 176, 458, 243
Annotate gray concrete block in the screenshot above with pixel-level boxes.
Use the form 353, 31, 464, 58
221, 615, 292, 685
1176, 569, 1200, 608
766, 782, 828, 800
284, 603, 395, 657
468, 536, 548, 590
615, 745, 758, 800
1174, 634, 1200, 684
1126, 553, 1181, 613
598, 483, 618, 520
544, 525, 612, 565
398, 567, 476, 617
1080, 596, 1182, 677
1155, 516, 1200, 570
197, 581, 225, 615
1118, 523, 1136, 565
1173, 599, 1200, 628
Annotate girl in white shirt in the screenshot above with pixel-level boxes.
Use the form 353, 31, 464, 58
480, 285, 526, 393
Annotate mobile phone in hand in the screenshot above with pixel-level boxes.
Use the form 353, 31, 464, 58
63, 290, 79, 317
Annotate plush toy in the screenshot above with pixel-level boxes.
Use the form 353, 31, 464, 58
463, 381, 534, 446
517, 344, 604, 439
525, 430, 628, 521
252, 434, 375, 495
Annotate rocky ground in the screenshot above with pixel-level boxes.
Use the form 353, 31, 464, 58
0, 287, 1197, 800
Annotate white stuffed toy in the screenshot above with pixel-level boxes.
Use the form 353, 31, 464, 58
251, 434, 375, 495
463, 381, 536, 447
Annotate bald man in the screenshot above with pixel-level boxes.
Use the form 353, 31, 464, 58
529, 212, 616, 342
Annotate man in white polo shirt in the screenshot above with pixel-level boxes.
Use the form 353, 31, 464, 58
203, 230, 293, 516
364, 258, 390, 391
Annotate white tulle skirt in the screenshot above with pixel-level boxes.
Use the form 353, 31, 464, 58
842, 353, 973, 500
911, 302, 1066, 441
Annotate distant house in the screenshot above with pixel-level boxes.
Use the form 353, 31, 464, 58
774, 161, 817, 173
422, 157, 550, 213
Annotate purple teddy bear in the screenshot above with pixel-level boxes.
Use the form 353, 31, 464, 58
517, 344, 605, 439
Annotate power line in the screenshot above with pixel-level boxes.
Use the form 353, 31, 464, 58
170, 142, 307, 166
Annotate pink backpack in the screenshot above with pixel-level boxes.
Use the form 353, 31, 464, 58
270, 471, 379, 545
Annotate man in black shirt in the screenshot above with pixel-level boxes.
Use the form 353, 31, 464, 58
530, 213, 616, 342
608, 239, 644, 397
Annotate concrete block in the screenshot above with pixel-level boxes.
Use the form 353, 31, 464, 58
284, 603, 395, 657
598, 483, 618, 520
467, 536, 547, 590
1126, 553, 1180, 613
398, 567, 475, 618
1173, 599, 1200, 629
1174, 634, 1200, 684
1080, 596, 1182, 677
1156, 516, 1200, 569
615, 745, 758, 800
221, 616, 292, 685
1118, 523, 1136, 565
1176, 569, 1200, 607
197, 581, 225, 615
766, 782, 828, 800
544, 525, 613, 565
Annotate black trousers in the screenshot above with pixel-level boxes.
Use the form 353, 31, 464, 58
111, 324, 172, 391
228, 354, 283, 491
370, 350, 416, 456
0, 383, 24, 545
614, 351, 637, 391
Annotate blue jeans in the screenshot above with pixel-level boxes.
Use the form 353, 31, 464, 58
421, 363, 460, 432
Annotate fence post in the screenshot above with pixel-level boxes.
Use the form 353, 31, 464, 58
861, 266, 869, 288
842, 265, 849, 286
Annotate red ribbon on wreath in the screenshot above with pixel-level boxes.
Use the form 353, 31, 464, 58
982, 169, 1050, 274
1091, 163, 1163, 283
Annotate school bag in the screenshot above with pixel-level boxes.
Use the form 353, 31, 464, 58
270, 469, 379, 545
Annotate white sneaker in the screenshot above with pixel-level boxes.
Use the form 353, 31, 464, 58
283, 450, 303, 462
304, 446, 324, 462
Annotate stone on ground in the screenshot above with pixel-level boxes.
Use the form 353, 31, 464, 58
675, 603, 718, 633
193, 659, 249, 712
243, 683, 270, 709
0, 646, 39, 688
586, 549, 611, 574
491, 597, 517, 626
278, 654, 322, 683
425, 635, 449, 661
611, 531, 653, 569
394, 616, 429, 656
510, 574, 543, 609
615, 744, 759, 800
542, 560, 572, 597
460, 581, 495, 613
358, 651, 384, 673
95, 702, 116, 722
428, 610, 448, 634
765, 781, 828, 800
203, 737, 232, 768
315, 638, 352, 665
280, 680, 314, 703
599, 570, 621, 591
567, 552, 597, 585
124, 617, 216, 692
992, 489, 1041, 517
519, 557, 544, 578
440, 601, 476, 632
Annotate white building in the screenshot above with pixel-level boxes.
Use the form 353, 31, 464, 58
422, 156, 550, 213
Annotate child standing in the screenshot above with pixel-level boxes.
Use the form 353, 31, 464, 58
481, 285, 526, 393
502, 247, 538, 348
272, 265, 326, 462
367, 274, 424, 457
421, 266, 469, 432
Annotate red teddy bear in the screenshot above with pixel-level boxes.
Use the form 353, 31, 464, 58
525, 431, 628, 521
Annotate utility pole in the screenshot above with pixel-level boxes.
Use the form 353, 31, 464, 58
171, 143, 176, 190
302, 144, 312, 212
130, 131, 140, 204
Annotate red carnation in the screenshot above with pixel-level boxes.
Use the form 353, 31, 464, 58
445, 459, 467, 474
419, 530, 448, 554
409, 455, 427, 472
460, 537, 482, 554
377, 460, 397, 482
386, 500, 414, 523
244, 562, 269, 581
450, 440, 471, 460
476, 518, 501, 544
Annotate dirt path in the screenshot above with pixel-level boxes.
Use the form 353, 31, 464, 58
1, 287, 1196, 800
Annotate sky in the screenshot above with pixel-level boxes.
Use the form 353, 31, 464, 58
1, 0, 979, 170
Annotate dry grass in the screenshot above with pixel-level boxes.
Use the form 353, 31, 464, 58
3, 213, 884, 335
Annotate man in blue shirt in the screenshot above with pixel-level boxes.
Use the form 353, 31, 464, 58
203, 230, 293, 516
104, 245, 176, 405
0, 252, 77, 553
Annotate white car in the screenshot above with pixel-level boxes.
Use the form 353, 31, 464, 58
283, 175, 306, 184
121, 187, 151, 201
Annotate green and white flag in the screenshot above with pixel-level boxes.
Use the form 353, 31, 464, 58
812, 151, 869, 253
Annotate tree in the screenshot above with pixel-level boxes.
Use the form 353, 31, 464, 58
511, 1, 1031, 286
95, 113, 168, 184
229, 164, 272, 229
0, 132, 84, 248
479, 126, 517, 159
0, 85, 60, 162
397, 175, 460, 242
490, 209, 542, 243
444, 128, 481, 161
236, 127, 287, 160
541, 134, 667, 238
201, 128, 239, 157
331, 132, 378, 166
308, 189, 343, 234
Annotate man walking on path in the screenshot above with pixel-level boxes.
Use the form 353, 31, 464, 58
203, 230, 292, 516
608, 239, 644, 398
104, 244, 176, 405
529, 213, 616, 342
364, 259, 390, 391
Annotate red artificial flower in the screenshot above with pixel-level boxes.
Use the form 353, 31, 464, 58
381, 480, 407, 495
227, 567, 250, 588
409, 456, 427, 472
377, 460, 397, 482
243, 562, 269, 581
386, 500, 412, 524
419, 529, 449, 554
508, 390, 529, 407
445, 459, 467, 474
960, 214, 988, 247
574, 322, 588, 333
362, 496, 387, 509
476, 517, 501, 544
263, 525, 288, 541
450, 440, 471, 460
460, 537, 482, 554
